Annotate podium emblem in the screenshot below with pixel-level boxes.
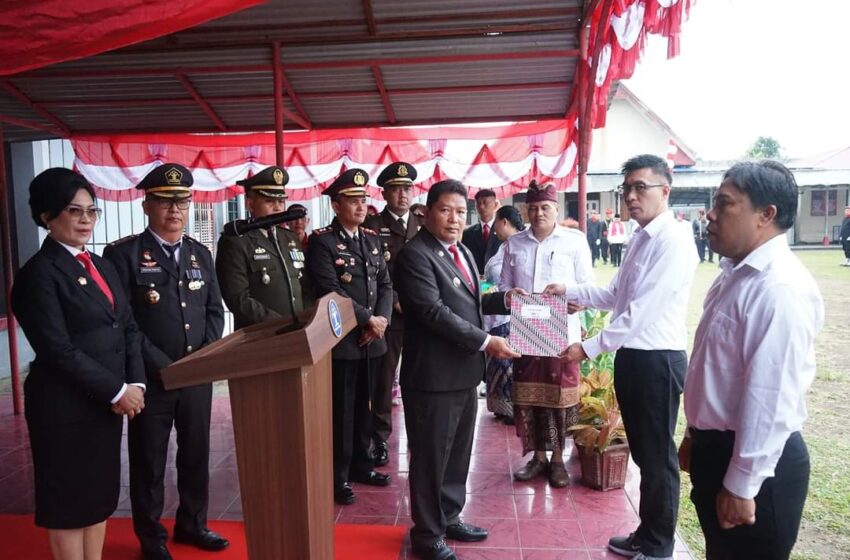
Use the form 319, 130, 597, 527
328, 299, 343, 338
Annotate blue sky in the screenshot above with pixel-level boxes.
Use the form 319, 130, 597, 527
623, 0, 850, 160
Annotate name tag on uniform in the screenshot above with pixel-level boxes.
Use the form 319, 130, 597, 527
253, 253, 271, 261
139, 267, 163, 273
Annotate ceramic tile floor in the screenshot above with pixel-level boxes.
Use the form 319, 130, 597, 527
0, 395, 694, 560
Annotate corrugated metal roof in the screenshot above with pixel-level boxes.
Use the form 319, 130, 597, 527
1, 0, 586, 142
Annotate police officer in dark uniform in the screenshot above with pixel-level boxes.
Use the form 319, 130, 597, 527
104, 164, 227, 560
364, 162, 422, 466
215, 166, 310, 330
306, 168, 393, 505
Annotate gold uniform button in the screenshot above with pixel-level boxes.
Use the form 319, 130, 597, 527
184, 323, 191, 330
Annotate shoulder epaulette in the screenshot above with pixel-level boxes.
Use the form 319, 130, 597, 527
108, 234, 138, 246
312, 226, 333, 235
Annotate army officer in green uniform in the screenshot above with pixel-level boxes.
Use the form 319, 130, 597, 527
215, 166, 310, 329
306, 168, 393, 505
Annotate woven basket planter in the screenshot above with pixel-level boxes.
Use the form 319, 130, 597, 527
576, 440, 630, 491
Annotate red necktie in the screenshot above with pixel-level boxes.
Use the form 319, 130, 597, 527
76, 252, 115, 308
482, 223, 490, 243
448, 244, 475, 292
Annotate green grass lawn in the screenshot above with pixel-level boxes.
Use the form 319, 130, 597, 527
593, 248, 850, 560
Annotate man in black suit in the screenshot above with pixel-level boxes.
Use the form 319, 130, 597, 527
462, 188, 502, 272
104, 164, 227, 560
363, 161, 423, 467
586, 212, 606, 266
306, 168, 394, 505
395, 179, 521, 560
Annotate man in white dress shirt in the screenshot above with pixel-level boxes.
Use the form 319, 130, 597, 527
679, 160, 823, 560
548, 154, 698, 560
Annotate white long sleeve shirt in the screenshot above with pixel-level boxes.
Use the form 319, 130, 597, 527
684, 234, 824, 499
500, 225, 594, 343
566, 211, 698, 358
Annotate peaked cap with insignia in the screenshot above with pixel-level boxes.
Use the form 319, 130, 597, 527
323, 168, 369, 198
136, 163, 193, 199
236, 166, 289, 199
376, 161, 416, 188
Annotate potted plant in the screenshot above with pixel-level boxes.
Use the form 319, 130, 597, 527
568, 310, 630, 491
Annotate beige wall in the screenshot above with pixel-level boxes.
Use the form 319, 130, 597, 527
589, 98, 673, 171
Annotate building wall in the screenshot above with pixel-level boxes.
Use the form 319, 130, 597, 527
589, 98, 673, 172
797, 187, 850, 243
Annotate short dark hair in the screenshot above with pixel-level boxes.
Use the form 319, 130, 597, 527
621, 154, 672, 185
29, 168, 96, 228
495, 205, 526, 231
427, 179, 468, 208
288, 203, 307, 213
474, 188, 496, 201
722, 160, 798, 231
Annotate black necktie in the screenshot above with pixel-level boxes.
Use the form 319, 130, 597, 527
397, 216, 406, 230
162, 241, 181, 266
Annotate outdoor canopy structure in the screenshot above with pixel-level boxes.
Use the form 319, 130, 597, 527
0, 0, 693, 413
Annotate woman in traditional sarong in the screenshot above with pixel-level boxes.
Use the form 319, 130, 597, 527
498, 181, 593, 487
483, 206, 525, 423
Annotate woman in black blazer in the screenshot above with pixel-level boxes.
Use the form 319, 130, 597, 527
11, 168, 146, 560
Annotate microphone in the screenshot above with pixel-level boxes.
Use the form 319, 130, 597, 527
222, 207, 307, 236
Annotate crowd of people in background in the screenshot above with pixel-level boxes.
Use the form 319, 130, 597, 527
11, 154, 824, 560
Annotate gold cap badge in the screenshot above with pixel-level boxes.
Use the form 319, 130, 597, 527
354, 172, 366, 186
273, 169, 284, 185
398, 164, 408, 177
165, 167, 183, 185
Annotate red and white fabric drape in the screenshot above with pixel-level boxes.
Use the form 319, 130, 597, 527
70, 0, 692, 202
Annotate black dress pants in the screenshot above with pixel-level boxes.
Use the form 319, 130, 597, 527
614, 348, 686, 558
690, 430, 809, 560
130, 382, 212, 551
332, 357, 382, 488
403, 387, 477, 548
610, 243, 623, 266
373, 321, 403, 444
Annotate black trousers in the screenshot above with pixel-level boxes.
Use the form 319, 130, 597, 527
332, 357, 382, 488
690, 430, 809, 560
610, 243, 623, 266
589, 240, 601, 265
129, 382, 212, 551
373, 322, 403, 444
614, 348, 686, 558
403, 387, 477, 548
843, 238, 850, 258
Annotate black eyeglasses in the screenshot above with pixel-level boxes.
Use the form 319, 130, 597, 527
64, 205, 102, 220
616, 183, 668, 196
153, 199, 192, 210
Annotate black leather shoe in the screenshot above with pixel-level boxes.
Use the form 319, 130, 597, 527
446, 521, 488, 542
412, 538, 457, 560
173, 528, 230, 551
334, 482, 357, 505
142, 545, 173, 560
372, 440, 389, 467
350, 470, 391, 486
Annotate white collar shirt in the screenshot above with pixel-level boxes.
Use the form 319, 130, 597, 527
387, 210, 410, 228
567, 211, 698, 358
684, 234, 824, 499
148, 228, 182, 261
500, 225, 594, 343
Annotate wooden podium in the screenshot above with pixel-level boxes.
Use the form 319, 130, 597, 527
161, 294, 356, 560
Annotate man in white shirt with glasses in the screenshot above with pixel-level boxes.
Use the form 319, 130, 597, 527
547, 154, 698, 560
679, 160, 823, 559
